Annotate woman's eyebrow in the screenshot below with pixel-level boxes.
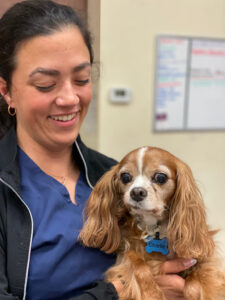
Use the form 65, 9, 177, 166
29, 68, 59, 78
29, 62, 91, 78
72, 62, 91, 73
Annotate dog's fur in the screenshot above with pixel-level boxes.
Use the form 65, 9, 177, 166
80, 147, 225, 300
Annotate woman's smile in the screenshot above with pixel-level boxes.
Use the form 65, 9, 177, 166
48, 111, 81, 127
50, 113, 77, 122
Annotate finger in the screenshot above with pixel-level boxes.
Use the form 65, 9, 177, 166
156, 274, 185, 292
160, 258, 197, 274
111, 280, 125, 294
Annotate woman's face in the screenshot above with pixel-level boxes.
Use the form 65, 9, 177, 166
3, 26, 92, 151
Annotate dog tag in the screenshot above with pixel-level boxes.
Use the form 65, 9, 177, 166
145, 236, 169, 255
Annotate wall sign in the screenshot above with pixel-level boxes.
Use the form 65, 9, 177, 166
154, 35, 225, 131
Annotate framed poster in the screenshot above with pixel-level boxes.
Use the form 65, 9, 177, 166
154, 35, 225, 131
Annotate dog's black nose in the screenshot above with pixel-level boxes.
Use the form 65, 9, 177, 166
130, 187, 147, 202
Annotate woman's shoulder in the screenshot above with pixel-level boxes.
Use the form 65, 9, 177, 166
86, 146, 117, 168
74, 135, 118, 187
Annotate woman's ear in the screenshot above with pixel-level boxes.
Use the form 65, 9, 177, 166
0, 77, 13, 106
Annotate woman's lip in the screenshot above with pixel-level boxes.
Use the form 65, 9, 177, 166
48, 112, 81, 128
49, 111, 80, 122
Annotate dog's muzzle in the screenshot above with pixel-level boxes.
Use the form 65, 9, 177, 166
130, 187, 147, 202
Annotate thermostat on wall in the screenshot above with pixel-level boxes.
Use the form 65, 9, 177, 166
109, 87, 132, 104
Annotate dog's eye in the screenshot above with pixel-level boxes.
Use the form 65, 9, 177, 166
153, 173, 168, 185
121, 173, 132, 184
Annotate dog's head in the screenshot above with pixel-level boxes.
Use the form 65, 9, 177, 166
115, 146, 176, 223
80, 147, 214, 259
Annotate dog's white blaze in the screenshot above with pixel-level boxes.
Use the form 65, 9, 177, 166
127, 174, 150, 205
137, 147, 148, 174
131, 174, 149, 189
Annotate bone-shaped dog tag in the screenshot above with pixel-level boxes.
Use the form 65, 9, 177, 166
145, 236, 169, 255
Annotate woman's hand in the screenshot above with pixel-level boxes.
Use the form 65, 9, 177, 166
155, 258, 197, 300
112, 258, 197, 300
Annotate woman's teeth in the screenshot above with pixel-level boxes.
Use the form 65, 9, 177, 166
51, 113, 76, 122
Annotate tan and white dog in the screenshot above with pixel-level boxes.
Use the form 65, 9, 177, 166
80, 146, 225, 300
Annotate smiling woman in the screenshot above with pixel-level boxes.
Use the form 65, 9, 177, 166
0, 1, 198, 300
0, 1, 118, 299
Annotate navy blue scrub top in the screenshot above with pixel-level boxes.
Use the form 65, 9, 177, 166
18, 147, 115, 300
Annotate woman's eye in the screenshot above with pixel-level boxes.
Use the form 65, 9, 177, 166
36, 84, 55, 92
153, 173, 168, 185
75, 79, 90, 86
120, 172, 132, 184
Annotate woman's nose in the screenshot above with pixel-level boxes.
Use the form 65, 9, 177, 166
55, 82, 79, 106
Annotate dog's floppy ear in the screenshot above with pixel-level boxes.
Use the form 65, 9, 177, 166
79, 165, 122, 254
167, 160, 215, 259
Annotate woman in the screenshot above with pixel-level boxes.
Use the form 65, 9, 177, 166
0, 1, 195, 299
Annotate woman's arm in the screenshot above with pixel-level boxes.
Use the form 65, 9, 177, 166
70, 281, 118, 300
0, 236, 19, 299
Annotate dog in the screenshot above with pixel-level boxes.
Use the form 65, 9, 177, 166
79, 146, 225, 300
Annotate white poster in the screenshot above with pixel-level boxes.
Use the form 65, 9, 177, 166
188, 39, 225, 129
154, 36, 225, 131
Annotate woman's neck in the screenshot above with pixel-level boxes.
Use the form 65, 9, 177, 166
17, 133, 75, 177
17, 129, 80, 204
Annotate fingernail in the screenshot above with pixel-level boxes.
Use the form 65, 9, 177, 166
183, 258, 197, 268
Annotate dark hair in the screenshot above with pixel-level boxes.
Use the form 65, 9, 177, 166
0, 0, 93, 138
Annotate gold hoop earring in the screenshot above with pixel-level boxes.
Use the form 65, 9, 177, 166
8, 105, 16, 116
